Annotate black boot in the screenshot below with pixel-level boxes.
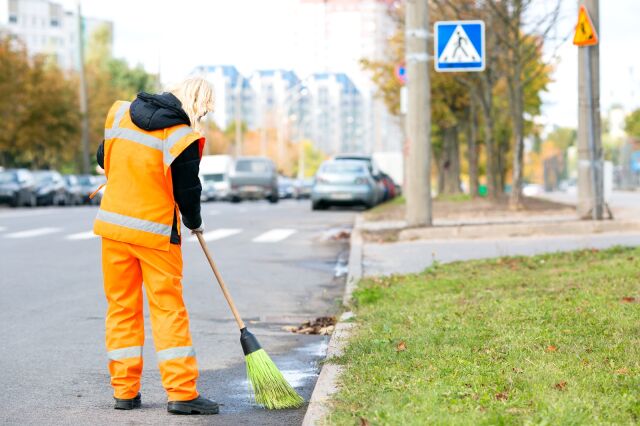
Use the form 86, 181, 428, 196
114, 393, 141, 410
167, 395, 219, 415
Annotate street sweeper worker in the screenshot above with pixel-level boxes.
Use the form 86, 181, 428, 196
93, 77, 219, 415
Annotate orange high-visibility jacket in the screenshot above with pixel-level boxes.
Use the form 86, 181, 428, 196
94, 100, 204, 251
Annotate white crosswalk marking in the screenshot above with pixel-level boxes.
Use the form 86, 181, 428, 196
252, 229, 297, 243
189, 228, 242, 242
66, 231, 98, 240
0, 226, 6, 232
5, 227, 61, 239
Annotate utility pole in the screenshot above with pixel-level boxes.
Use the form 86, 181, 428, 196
234, 76, 243, 157
77, 1, 90, 174
405, 0, 431, 227
577, 0, 603, 219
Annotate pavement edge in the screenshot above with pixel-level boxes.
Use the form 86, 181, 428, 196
302, 215, 363, 426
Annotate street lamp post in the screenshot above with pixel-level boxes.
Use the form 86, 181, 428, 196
275, 83, 310, 169
234, 76, 244, 158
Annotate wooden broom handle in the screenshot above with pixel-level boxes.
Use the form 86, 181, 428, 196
196, 232, 246, 330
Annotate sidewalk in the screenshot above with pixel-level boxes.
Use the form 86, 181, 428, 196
361, 193, 640, 275
364, 232, 640, 276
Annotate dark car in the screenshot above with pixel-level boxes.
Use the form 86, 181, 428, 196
0, 169, 37, 207
229, 157, 278, 203
32, 170, 68, 206
379, 172, 397, 202
76, 174, 98, 204
278, 175, 295, 199
63, 174, 84, 205
293, 178, 313, 199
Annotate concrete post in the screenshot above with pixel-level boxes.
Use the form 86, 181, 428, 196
577, 0, 603, 219
405, 0, 432, 226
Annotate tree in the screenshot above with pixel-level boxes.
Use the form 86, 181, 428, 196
487, 0, 561, 209
0, 37, 30, 166
0, 37, 79, 168
85, 25, 157, 166
625, 109, 640, 141
15, 55, 80, 169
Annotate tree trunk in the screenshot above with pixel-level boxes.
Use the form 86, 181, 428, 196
440, 125, 461, 194
478, 84, 498, 200
508, 59, 525, 210
436, 151, 444, 195
466, 103, 479, 197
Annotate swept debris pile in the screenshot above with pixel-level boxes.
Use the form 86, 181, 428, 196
283, 316, 337, 335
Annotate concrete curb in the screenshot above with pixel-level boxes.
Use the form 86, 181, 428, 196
302, 214, 363, 426
343, 215, 363, 307
398, 219, 640, 241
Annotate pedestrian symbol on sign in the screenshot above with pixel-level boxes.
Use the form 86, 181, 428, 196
434, 20, 485, 72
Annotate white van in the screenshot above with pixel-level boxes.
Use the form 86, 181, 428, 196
199, 155, 234, 201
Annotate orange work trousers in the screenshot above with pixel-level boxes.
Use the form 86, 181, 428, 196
101, 237, 198, 401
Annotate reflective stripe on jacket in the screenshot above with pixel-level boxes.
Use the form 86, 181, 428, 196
94, 100, 203, 250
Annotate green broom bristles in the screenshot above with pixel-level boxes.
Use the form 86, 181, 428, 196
245, 348, 305, 409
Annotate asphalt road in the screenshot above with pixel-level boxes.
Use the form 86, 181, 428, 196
0, 200, 355, 425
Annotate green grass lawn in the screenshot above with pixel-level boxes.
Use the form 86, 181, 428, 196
328, 247, 640, 425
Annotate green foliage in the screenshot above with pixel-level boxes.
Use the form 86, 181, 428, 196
293, 140, 327, 178
85, 25, 158, 164
0, 37, 79, 168
223, 120, 248, 140
625, 108, 640, 140
0, 25, 157, 171
329, 247, 640, 425
546, 127, 577, 151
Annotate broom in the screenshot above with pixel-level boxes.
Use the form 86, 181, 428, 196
195, 232, 304, 409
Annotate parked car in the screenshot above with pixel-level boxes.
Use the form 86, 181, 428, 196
278, 175, 295, 199
229, 156, 278, 203
63, 174, 84, 205
311, 159, 382, 210
334, 153, 386, 200
93, 175, 107, 205
32, 170, 68, 206
76, 174, 97, 204
199, 155, 233, 201
379, 172, 397, 202
0, 169, 37, 207
293, 178, 314, 199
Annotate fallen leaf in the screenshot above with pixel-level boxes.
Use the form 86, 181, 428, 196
621, 297, 636, 303
615, 368, 629, 375
554, 381, 567, 391
495, 392, 508, 401
282, 326, 298, 332
360, 417, 370, 426
546, 345, 558, 352
396, 341, 407, 352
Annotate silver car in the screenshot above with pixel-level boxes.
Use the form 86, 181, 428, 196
311, 160, 381, 210
229, 157, 279, 203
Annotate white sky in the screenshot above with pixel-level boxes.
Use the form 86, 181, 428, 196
61, 0, 640, 129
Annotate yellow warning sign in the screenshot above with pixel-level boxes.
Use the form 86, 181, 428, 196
573, 5, 598, 46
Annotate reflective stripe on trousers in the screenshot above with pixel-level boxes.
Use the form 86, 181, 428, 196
157, 346, 196, 362
108, 345, 142, 360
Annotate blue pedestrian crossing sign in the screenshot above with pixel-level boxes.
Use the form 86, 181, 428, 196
434, 20, 485, 72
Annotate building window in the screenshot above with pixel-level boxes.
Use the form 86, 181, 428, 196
50, 19, 59, 27
8, 0, 18, 23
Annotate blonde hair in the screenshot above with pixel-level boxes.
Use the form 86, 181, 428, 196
169, 77, 215, 133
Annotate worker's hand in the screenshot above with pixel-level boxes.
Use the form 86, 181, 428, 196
190, 224, 205, 235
